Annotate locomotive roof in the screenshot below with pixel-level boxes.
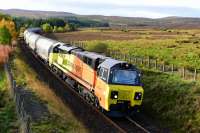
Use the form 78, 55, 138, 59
27, 28, 42, 33
58, 45, 81, 52
77, 51, 108, 60
98, 58, 126, 69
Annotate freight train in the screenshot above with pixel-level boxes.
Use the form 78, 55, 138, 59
23, 28, 144, 116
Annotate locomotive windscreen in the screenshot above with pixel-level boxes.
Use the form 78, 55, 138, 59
109, 69, 140, 85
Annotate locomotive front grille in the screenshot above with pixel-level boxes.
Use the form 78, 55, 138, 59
118, 91, 131, 100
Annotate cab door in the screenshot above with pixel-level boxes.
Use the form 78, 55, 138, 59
94, 67, 109, 109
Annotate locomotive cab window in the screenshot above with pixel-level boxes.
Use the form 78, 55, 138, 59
109, 69, 140, 85
53, 47, 59, 53
98, 67, 109, 82
83, 56, 94, 68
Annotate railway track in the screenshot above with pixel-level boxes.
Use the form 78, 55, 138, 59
125, 116, 150, 133
19, 38, 157, 133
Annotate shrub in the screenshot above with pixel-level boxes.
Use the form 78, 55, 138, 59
142, 70, 200, 132
53, 26, 58, 33
42, 23, 53, 33
0, 26, 12, 45
68, 23, 78, 31
86, 42, 108, 53
57, 27, 65, 33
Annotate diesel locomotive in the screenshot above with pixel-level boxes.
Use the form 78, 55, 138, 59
24, 28, 144, 116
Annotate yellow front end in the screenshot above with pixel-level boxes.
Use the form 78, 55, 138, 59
104, 85, 144, 111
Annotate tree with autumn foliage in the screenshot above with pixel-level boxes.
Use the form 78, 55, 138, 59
0, 14, 18, 43
0, 14, 15, 64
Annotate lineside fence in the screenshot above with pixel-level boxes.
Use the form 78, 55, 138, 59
5, 63, 31, 133
71, 41, 199, 81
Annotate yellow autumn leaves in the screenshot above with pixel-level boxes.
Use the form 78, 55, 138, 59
0, 18, 18, 40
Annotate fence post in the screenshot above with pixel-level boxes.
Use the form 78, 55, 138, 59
114, 51, 116, 59
171, 64, 174, 73
182, 67, 185, 79
115, 51, 117, 59
84, 43, 86, 48
111, 50, 113, 57
113, 51, 118, 59
147, 56, 150, 68
124, 54, 127, 61
129, 56, 132, 63
141, 58, 143, 65
82, 42, 84, 48
109, 49, 111, 57
135, 57, 137, 64
121, 53, 123, 60
194, 69, 197, 81
162, 62, 165, 72
26, 116, 31, 133
81, 42, 84, 48
155, 59, 157, 70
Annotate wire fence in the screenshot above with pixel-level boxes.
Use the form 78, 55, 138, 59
5, 63, 31, 133
72, 41, 199, 81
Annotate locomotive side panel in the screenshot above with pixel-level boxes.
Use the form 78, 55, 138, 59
94, 77, 109, 110
73, 56, 83, 78
82, 63, 95, 88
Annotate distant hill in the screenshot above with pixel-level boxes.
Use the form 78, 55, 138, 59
0, 9, 75, 18
1, 9, 200, 29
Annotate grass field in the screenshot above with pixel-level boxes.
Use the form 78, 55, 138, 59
47, 28, 200, 69
0, 65, 18, 133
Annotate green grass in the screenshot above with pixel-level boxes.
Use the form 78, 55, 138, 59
31, 114, 80, 133
83, 29, 200, 69
0, 65, 18, 133
142, 70, 200, 132
0, 65, 7, 90
84, 39, 200, 69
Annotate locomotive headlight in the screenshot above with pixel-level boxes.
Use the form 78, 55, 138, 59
111, 91, 118, 99
134, 92, 142, 100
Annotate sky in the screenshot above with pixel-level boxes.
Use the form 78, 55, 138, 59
0, 0, 200, 18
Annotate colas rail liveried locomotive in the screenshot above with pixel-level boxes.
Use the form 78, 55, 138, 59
24, 28, 144, 116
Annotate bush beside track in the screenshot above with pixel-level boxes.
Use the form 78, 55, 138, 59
142, 69, 200, 132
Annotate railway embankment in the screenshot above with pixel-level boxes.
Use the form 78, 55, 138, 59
8, 46, 90, 132
0, 64, 18, 133
5, 63, 50, 132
